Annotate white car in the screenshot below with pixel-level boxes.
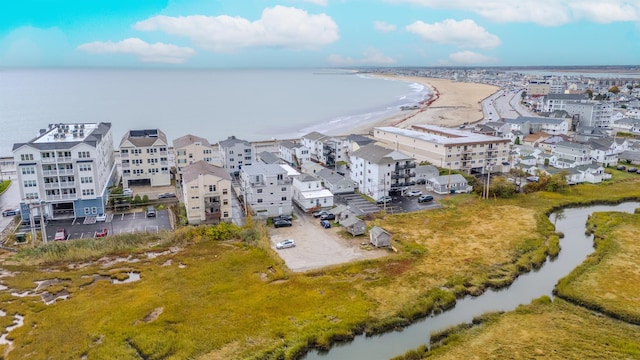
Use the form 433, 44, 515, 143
276, 239, 296, 249
123, 188, 133, 196
407, 190, 422, 197
95, 214, 107, 222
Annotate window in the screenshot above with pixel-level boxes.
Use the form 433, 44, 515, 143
132, 149, 142, 155
223, 199, 228, 205
133, 169, 144, 175
121, 149, 129, 155
80, 177, 93, 184
79, 164, 92, 171
84, 208, 91, 215
209, 185, 217, 192
223, 211, 228, 218
146, 148, 157, 154
20, 154, 34, 161
82, 189, 95, 196
281, 197, 287, 201
257, 199, 263, 203
123, 170, 131, 175
78, 151, 90, 158
21, 167, 35, 175
159, 147, 167, 152
222, 189, 228, 195
257, 189, 263, 193
133, 159, 143, 165
147, 158, 158, 164
149, 168, 158, 174
281, 187, 286, 191
24, 180, 37, 187
26, 193, 38, 200
229, 150, 234, 155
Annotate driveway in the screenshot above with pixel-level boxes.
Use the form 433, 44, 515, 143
269, 207, 387, 272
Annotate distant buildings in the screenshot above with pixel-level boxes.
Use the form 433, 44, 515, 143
12, 122, 116, 220
119, 129, 170, 188
181, 161, 232, 225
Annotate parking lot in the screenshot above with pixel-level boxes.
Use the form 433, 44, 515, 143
269, 207, 387, 272
36, 209, 172, 242
337, 191, 443, 216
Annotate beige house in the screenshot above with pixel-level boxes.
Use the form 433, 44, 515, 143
182, 161, 232, 225
120, 129, 170, 188
372, 125, 511, 174
173, 134, 219, 177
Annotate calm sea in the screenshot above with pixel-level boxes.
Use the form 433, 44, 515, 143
0, 68, 429, 156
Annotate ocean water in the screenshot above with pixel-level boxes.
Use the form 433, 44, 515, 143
0, 68, 430, 156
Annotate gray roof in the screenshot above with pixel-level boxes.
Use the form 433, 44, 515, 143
555, 141, 590, 150
182, 160, 230, 183
257, 151, 282, 164
13, 122, 112, 152
547, 93, 589, 101
301, 131, 328, 142
369, 226, 389, 238
415, 164, 439, 176
340, 216, 364, 227
298, 174, 318, 182
350, 143, 413, 164
619, 150, 640, 162
346, 134, 375, 146
279, 140, 303, 150
173, 134, 211, 149
316, 168, 347, 184
241, 163, 287, 176
219, 135, 250, 148
121, 129, 167, 148
429, 174, 467, 185
506, 116, 565, 125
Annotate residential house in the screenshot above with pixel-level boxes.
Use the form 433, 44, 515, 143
551, 142, 591, 168
504, 116, 569, 135
279, 140, 310, 169
173, 134, 218, 177
300, 161, 325, 176
523, 132, 553, 147
316, 168, 356, 194
119, 129, 170, 188
426, 174, 472, 194
539, 135, 571, 153
414, 164, 439, 184
300, 131, 348, 168
292, 174, 334, 212
372, 125, 511, 174
13, 122, 116, 220
612, 117, 640, 134
369, 226, 391, 248
256, 151, 285, 165
588, 137, 619, 167
239, 163, 293, 218
219, 135, 252, 176
181, 161, 232, 225
349, 143, 417, 199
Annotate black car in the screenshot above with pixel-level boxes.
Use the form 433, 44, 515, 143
273, 214, 293, 222
628, 167, 638, 173
320, 213, 335, 221
418, 195, 434, 203
158, 193, 177, 199
617, 165, 626, 171
312, 210, 329, 218
273, 219, 292, 228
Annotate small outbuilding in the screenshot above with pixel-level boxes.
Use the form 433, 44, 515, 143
369, 226, 391, 248
340, 216, 366, 236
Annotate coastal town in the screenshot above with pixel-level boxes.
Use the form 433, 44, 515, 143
1, 67, 640, 359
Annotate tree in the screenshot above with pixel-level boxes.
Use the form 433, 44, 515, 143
608, 85, 620, 94
585, 89, 593, 99
514, 136, 521, 145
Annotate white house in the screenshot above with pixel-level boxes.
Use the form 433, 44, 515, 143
119, 129, 170, 188
292, 174, 334, 212
279, 140, 310, 168
316, 168, 356, 194
219, 135, 252, 176
239, 163, 293, 218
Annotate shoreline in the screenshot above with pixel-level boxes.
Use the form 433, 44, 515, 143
345, 74, 500, 135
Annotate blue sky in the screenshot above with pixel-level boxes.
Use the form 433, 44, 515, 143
1, 0, 639, 67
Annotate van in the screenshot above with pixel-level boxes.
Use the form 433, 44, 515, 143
146, 206, 156, 217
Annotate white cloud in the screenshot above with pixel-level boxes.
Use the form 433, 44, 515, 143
328, 48, 397, 65
406, 19, 501, 49
134, 6, 339, 52
77, 38, 196, 64
448, 50, 498, 64
390, 0, 640, 26
296, 0, 328, 5
374, 21, 397, 32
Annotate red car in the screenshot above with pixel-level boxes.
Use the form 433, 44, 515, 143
54, 228, 68, 241
95, 228, 108, 238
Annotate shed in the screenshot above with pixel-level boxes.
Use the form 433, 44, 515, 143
369, 226, 391, 247
329, 204, 350, 219
340, 216, 366, 236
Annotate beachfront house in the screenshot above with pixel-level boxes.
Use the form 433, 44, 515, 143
119, 129, 171, 188
181, 161, 232, 225
239, 163, 293, 218
218, 135, 252, 176
173, 134, 219, 179
292, 174, 334, 213
300, 132, 348, 169
279, 140, 310, 169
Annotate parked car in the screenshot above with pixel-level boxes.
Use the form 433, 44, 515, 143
273, 214, 293, 222
54, 228, 68, 241
146, 206, 156, 217
158, 192, 176, 199
526, 176, 539, 182
617, 165, 627, 171
276, 239, 295, 249
273, 219, 292, 228
320, 213, 336, 221
376, 196, 393, 205
122, 188, 133, 196
418, 195, 434, 203
416, 178, 427, 185
628, 167, 637, 173
320, 219, 331, 228
407, 190, 422, 197
2, 208, 19, 217
312, 210, 329, 218
95, 214, 107, 222
95, 228, 108, 238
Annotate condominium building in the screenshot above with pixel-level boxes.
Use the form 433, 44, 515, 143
181, 161, 232, 225
372, 125, 511, 174
173, 134, 219, 177
239, 163, 293, 218
218, 136, 252, 176
300, 132, 348, 168
544, 93, 589, 112
349, 143, 417, 199
119, 129, 170, 188
12, 122, 116, 220
565, 101, 613, 128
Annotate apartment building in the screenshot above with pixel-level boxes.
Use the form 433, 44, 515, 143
279, 140, 310, 168
119, 129, 170, 188
181, 161, 232, 225
239, 163, 293, 218
12, 122, 116, 220
504, 116, 569, 135
173, 134, 219, 177
544, 93, 589, 112
372, 125, 511, 174
218, 135, 252, 176
349, 143, 417, 199
565, 101, 613, 128
300, 132, 348, 168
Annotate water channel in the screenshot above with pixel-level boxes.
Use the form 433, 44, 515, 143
303, 202, 640, 360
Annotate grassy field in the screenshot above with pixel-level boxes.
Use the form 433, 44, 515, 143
396, 297, 640, 360
0, 172, 640, 359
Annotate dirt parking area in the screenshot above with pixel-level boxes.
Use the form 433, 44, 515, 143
269, 208, 389, 272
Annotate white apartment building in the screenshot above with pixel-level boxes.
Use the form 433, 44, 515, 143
173, 134, 219, 176
300, 132, 348, 168
372, 125, 511, 174
504, 116, 569, 135
119, 129, 170, 188
551, 141, 591, 168
279, 140, 310, 168
12, 122, 116, 220
565, 101, 613, 128
181, 161, 232, 225
218, 136, 252, 176
239, 163, 293, 218
349, 143, 417, 199
544, 93, 589, 112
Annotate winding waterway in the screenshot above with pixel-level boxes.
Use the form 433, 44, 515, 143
303, 202, 640, 360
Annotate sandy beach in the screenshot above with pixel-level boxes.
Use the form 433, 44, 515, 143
349, 75, 499, 134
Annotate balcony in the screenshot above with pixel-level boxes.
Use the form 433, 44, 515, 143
44, 182, 60, 189
45, 193, 77, 201
56, 156, 73, 163
42, 170, 58, 176
59, 181, 76, 188
395, 163, 416, 170
122, 163, 130, 168
205, 211, 222, 222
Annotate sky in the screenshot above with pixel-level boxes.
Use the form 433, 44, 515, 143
0, 0, 639, 68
